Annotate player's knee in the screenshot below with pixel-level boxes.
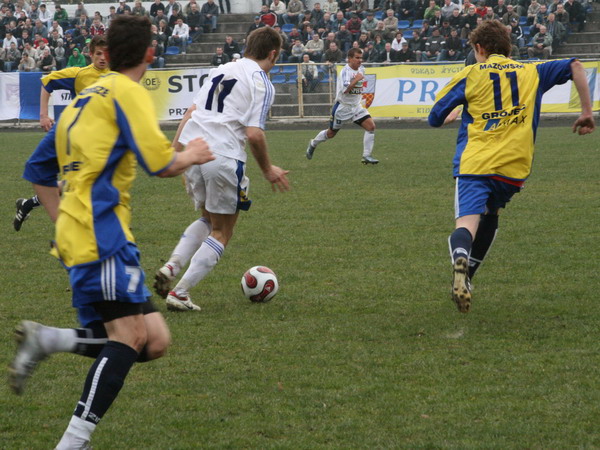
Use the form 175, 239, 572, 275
144, 332, 171, 360
327, 129, 337, 139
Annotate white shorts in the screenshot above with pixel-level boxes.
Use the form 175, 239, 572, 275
184, 154, 251, 215
329, 102, 370, 131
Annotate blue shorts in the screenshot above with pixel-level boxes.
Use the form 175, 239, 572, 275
455, 176, 522, 219
69, 243, 148, 315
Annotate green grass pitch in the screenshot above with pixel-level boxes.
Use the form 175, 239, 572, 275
0, 127, 599, 448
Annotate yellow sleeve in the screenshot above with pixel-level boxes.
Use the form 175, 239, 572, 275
41, 67, 82, 93
114, 81, 175, 175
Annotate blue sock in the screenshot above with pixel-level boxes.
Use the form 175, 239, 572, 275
449, 227, 472, 264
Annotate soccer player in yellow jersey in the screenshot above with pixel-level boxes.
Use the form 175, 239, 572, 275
429, 20, 594, 313
14, 35, 110, 231
11, 16, 213, 449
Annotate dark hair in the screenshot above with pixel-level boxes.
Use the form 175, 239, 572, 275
107, 16, 151, 71
347, 47, 363, 59
469, 19, 511, 57
90, 34, 107, 53
244, 27, 282, 61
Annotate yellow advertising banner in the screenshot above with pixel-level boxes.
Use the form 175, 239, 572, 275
353, 61, 600, 118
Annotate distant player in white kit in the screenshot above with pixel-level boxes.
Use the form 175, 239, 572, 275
154, 27, 290, 311
306, 47, 378, 164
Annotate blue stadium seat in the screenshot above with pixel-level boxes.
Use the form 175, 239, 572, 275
522, 25, 531, 35
403, 29, 413, 38
412, 19, 423, 29
273, 65, 284, 73
165, 46, 180, 55
519, 16, 527, 25
287, 75, 298, 84
374, 11, 384, 20
398, 20, 410, 29
281, 65, 297, 74
271, 74, 286, 83
281, 23, 294, 34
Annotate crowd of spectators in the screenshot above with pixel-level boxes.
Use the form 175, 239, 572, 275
0, 0, 590, 72
0, 0, 232, 71
249, 0, 588, 64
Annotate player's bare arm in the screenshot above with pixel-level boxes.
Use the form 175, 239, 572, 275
570, 59, 595, 135
32, 184, 60, 222
172, 104, 196, 151
158, 138, 214, 178
247, 126, 290, 192
39, 87, 54, 131
442, 106, 463, 125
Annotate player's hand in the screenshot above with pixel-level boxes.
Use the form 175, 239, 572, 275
572, 114, 595, 135
187, 138, 215, 164
40, 115, 54, 132
264, 165, 290, 192
354, 72, 365, 82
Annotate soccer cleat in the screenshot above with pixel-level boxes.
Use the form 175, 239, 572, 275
154, 264, 176, 299
361, 155, 379, 165
452, 257, 472, 313
8, 321, 48, 395
306, 141, 316, 160
13, 198, 32, 232
166, 291, 201, 311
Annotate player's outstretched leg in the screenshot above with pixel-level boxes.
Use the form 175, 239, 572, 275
306, 129, 329, 160
14, 196, 41, 231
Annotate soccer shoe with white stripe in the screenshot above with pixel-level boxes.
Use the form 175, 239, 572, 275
361, 155, 379, 165
9, 321, 48, 395
452, 257, 472, 313
166, 291, 201, 311
154, 263, 176, 299
306, 141, 316, 160
13, 198, 31, 232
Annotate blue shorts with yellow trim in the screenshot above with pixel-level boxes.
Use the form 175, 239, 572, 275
455, 176, 522, 219
69, 242, 148, 314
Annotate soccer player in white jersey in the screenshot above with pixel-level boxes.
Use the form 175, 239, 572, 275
306, 47, 379, 164
154, 27, 290, 311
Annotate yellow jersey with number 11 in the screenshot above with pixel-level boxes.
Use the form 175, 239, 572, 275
429, 55, 574, 182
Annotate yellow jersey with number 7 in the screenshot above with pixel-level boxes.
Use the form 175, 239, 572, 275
54, 72, 175, 268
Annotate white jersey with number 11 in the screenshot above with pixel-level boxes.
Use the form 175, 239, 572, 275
186, 58, 275, 163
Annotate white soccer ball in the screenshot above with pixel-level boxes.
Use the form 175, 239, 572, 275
241, 266, 279, 302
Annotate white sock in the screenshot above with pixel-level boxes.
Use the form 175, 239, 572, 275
174, 236, 224, 295
311, 129, 329, 147
167, 217, 212, 276
38, 326, 77, 354
363, 131, 375, 157
56, 416, 96, 449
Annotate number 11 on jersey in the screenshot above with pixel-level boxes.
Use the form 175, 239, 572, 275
205, 74, 238, 113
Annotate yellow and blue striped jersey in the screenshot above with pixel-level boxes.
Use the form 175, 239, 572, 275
429, 55, 574, 182
54, 72, 175, 268
41, 64, 109, 97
